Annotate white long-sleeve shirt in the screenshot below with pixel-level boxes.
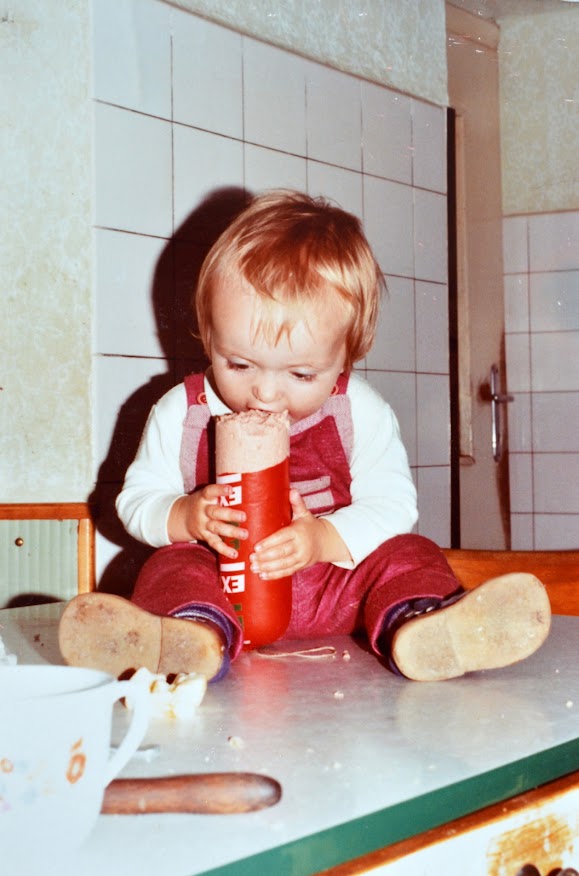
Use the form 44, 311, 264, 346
116, 371, 418, 568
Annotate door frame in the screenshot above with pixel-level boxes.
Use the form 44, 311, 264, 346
446, 4, 511, 549
447, 106, 460, 548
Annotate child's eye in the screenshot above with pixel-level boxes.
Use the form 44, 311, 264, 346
292, 372, 317, 382
227, 360, 250, 372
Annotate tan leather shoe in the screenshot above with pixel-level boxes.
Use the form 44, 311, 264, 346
391, 573, 551, 682
58, 592, 225, 680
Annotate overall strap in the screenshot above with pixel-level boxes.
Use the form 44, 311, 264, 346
333, 372, 349, 395
183, 372, 208, 408
180, 373, 212, 492
289, 372, 353, 515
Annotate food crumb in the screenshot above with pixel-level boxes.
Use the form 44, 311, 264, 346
566, 700, 573, 709
333, 690, 344, 700
342, 650, 351, 662
228, 735, 245, 749
124, 667, 206, 720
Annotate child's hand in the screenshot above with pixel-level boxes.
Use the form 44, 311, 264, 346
249, 488, 351, 579
168, 485, 248, 559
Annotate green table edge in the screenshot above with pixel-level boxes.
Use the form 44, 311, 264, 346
197, 736, 579, 876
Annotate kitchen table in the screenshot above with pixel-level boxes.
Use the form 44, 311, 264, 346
1, 603, 578, 876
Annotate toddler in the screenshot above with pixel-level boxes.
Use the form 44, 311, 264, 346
59, 190, 551, 682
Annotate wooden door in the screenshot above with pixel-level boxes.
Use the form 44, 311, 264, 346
447, 5, 511, 549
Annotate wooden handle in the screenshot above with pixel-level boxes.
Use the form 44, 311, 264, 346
102, 772, 282, 815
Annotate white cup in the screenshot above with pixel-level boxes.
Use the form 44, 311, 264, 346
0, 665, 150, 863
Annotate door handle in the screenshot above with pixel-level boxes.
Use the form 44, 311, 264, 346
490, 364, 514, 462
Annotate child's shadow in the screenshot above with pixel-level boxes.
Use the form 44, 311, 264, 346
92, 187, 252, 598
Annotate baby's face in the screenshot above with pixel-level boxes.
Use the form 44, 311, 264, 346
208, 272, 348, 423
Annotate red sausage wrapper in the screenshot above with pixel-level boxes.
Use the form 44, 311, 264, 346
216, 410, 292, 649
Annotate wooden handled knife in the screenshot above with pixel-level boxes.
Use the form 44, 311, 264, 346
102, 772, 282, 815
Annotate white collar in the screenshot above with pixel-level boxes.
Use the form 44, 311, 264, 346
203, 370, 231, 416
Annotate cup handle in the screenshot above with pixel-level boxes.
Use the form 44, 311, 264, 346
103, 679, 150, 787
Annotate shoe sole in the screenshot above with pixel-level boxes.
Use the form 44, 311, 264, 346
58, 593, 223, 680
391, 573, 551, 682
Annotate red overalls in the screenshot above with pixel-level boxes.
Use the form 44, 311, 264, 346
131, 373, 459, 663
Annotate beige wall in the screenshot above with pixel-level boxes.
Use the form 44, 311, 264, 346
0, 0, 93, 501
170, 0, 449, 105
2, 0, 575, 503
1, 0, 449, 503
499, 5, 579, 215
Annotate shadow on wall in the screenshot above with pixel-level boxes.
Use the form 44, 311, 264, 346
92, 186, 252, 598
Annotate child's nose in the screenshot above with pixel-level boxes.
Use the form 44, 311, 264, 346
252, 373, 280, 404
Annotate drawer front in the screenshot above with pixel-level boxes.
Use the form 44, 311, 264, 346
331, 782, 579, 876
0, 519, 78, 605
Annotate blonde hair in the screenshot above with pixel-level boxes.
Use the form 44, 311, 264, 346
195, 189, 384, 370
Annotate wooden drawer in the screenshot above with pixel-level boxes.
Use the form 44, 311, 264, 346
319, 771, 579, 876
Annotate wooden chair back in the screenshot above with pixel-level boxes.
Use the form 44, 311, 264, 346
443, 549, 579, 616
0, 503, 95, 599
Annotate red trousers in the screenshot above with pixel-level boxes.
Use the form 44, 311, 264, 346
131, 533, 459, 662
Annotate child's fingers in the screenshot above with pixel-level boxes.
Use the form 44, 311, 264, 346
203, 482, 243, 506
251, 553, 302, 579
202, 487, 246, 523
202, 517, 246, 559
289, 487, 309, 519
210, 504, 247, 527
205, 533, 240, 560
252, 523, 294, 552
250, 529, 277, 552
250, 531, 305, 578
211, 520, 248, 541
204, 507, 248, 546
252, 540, 295, 565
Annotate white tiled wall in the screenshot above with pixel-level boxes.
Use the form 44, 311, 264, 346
91, 0, 450, 586
504, 211, 579, 549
